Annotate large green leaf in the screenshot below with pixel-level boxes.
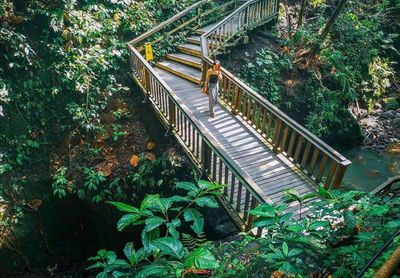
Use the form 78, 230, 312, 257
195, 196, 219, 208
248, 205, 275, 218
285, 188, 301, 201
117, 213, 141, 231
140, 194, 160, 210
176, 182, 199, 193
183, 208, 204, 235
141, 228, 160, 253
123, 242, 135, 265
145, 216, 165, 232
134, 263, 171, 278
184, 247, 219, 269
167, 218, 181, 239
253, 218, 276, 228
308, 220, 329, 231
198, 180, 213, 189
282, 242, 289, 257
107, 201, 140, 213
153, 237, 184, 259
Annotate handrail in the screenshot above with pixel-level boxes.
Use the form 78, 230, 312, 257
199, 0, 351, 189
220, 68, 351, 165
127, 43, 273, 206
128, 0, 209, 46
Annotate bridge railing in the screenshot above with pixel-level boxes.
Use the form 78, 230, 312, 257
128, 39, 272, 231
200, 0, 351, 190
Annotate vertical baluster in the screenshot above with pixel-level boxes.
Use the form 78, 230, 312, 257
287, 130, 297, 157
230, 174, 236, 203
191, 124, 195, 151
324, 160, 338, 189
188, 123, 192, 148
224, 165, 229, 195
316, 153, 328, 183
260, 109, 268, 134
280, 124, 290, 151
241, 94, 247, 116
218, 158, 223, 184
201, 140, 212, 174
236, 182, 243, 212
272, 118, 282, 152
246, 96, 252, 120
246, 197, 258, 231
212, 152, 217, 180
301, 141, 312, 169
256, 105, 263, 130
251, 102, 258, 125
196, 132, 200, 159
169, 98, 176, 128
293, 135, 304, 163
265, 114, 274, 139
308, 148, 320, 176
243, 190, 251, 222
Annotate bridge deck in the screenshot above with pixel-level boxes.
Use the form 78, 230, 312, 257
155, 67, 319, 217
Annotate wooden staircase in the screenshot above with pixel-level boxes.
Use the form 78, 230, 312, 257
155, 24, 228, 86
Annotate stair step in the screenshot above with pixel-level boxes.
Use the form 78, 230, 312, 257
187, 36, 201, 45
156, 60, 201, 85
176, 43, 202, 57
166, 53, 202, 69
187, 36, 226, 51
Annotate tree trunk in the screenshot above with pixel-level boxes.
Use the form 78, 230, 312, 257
284, 0, 292, 38
297, 0, 307, 30
309, 0, 348, 57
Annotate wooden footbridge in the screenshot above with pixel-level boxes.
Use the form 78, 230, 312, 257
127, 0, 351, 230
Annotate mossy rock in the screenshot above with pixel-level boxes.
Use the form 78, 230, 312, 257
382, 97, 399, 111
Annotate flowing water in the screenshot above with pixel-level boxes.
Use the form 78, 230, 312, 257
340, 146, 400, 192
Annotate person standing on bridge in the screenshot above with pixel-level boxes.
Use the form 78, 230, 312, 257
202, 60, 222, 118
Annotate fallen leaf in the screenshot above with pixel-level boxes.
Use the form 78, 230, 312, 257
284, 45, 290, 53
129, 154, 139, 167
27, 199, 43, 209
100, 165, 112, 177
145, 152, 156, 162
147, 142, 156, 150
13, 16, 23, 24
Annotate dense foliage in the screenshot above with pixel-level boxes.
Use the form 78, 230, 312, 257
93, 183, 400, 278
0, 0, 195, 273
235, 0, 399, 144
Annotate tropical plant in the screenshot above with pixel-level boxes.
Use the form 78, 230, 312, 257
87, 180, 224, 277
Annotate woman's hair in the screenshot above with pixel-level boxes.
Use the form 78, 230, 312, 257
213, 60, 221, 70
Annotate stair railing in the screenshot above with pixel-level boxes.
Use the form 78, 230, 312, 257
128, 0, 236, 52
127, 1, 274, 231
200, 0, 351, 190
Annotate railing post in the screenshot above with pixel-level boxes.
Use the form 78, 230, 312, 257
168, 97, 176, 128
331, 163, 349, 190
201, 139, 212, 174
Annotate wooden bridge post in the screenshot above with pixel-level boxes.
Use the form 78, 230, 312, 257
331, 163, 349, 190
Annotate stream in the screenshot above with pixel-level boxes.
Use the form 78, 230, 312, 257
340, 147, 400, 192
